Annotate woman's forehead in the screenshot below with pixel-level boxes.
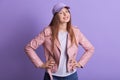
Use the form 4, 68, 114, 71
59, 7, 69, 12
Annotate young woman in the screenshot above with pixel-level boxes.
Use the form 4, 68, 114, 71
25, 2, 94, 80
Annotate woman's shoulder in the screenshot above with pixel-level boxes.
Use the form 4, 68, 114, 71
43, 26, 51, 31
71, 25, 81, 32
43, 26, 52, 36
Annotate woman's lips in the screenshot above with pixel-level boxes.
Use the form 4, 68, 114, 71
63, 17, 69, 20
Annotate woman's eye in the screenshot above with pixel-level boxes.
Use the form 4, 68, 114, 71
66, 10, 69, 13
59, 12, 62, 14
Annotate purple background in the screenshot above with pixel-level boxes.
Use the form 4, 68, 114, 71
0, 0, 120, 80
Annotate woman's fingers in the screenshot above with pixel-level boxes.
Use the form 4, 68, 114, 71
72, 60, 80, 69
72, 63, 77, 69
46, 60, 55, 69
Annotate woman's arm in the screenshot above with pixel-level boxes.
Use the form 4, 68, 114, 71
78, 30, 95, 68
24, 31, 45, 68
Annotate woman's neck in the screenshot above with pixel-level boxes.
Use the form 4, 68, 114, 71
59, 23, 67, 32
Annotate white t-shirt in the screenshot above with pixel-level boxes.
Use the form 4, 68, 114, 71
52, 31, 76, 77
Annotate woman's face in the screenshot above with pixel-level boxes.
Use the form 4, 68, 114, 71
57, 8, 70, 23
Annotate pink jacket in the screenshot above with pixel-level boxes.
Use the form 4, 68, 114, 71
25, 26, 94, 80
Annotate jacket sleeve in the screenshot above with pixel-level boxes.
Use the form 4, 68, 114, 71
24, 31, 45, 68
78, 29, 95, 68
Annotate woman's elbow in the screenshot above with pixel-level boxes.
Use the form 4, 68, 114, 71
90, 46, 95, 53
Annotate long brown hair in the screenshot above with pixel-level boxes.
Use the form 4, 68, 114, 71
49, 9, 77, 50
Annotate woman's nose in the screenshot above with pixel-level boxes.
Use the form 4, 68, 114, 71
63, 12, 67, 16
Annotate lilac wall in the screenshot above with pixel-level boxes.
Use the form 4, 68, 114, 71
0, 0, 120, 80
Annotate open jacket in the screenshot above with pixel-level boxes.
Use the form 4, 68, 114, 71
24, 26, 94, 80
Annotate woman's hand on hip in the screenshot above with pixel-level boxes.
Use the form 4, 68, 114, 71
41, 60, 55, 69
72, 60, 82, 69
